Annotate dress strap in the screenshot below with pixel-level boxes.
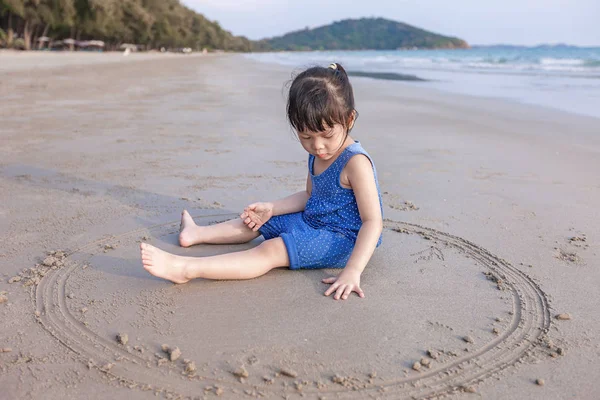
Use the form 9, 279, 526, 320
329, 142, 366, 176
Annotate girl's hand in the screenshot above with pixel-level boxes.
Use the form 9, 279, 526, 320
240, 202, 274, 231
322, 269, 365, 300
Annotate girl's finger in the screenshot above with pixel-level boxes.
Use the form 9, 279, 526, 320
341, 285, 353, 300
356, 287, 365, 298
321, 277, 337, 284
324, 283, 339, 296
244, 217, 251, 224
334, 285, 346, 300
248, 221, 256, 229
253, 224, 261, 232
240, 212, 247, 219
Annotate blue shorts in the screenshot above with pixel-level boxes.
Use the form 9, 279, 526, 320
259, 212, 355, 270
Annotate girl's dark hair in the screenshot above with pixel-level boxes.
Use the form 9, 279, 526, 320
286, 63, 357, 135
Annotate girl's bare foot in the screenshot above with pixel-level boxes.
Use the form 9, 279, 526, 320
179, 210, 201, 248
140, 243, 190, 284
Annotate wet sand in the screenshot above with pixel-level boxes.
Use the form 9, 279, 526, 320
1, 51, 599, 399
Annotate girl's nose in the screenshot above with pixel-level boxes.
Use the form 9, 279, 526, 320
313, 138, 324, 150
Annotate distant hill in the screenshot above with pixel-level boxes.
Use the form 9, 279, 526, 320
260, 17, 469, 51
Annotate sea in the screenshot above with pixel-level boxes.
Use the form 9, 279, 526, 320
246, 47, 600, 119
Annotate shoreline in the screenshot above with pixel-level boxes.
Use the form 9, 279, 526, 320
244, 50, 600, 120
2, 50, 599, 123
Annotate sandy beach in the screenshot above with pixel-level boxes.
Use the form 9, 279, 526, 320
0, 51, 599, 399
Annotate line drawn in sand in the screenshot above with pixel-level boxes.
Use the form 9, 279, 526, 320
30, 214, 554, 399
410, 246, 445, 263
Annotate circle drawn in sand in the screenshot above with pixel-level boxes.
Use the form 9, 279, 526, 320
34, 214, 551, 398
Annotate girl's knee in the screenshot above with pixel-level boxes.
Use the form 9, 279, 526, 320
256, 238, 290, 267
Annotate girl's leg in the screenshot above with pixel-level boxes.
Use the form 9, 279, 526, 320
179, 210, 260, 247
140, 237, 289, 283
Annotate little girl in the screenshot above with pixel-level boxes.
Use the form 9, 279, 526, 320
141, 63, 383, 301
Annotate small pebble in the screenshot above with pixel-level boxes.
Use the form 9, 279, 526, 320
492, 328, 500, 335
464, 386, 476, 393
555, 313, 572, 320
1, 348, 12, 353
557, 347, 565, 356
169, 347, 181, 361
233, 367, 249, 378
161, 344, 169, 353
42, 256, 57, 267
536, 378, 545, 386
0, 295, 7, 304
101, 363, 114, 372
412, 361, 422, 371
463, 335, 474, 343
420, 358, 431, 367
427, 349, 439, 359
116, 333, 128, 345
8, 276, 21, 284
280, 368, 298, 378
185, 361, 196, 374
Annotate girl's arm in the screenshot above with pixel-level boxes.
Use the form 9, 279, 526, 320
323, 155, 383, 300
241, 174, 311, 231
270, 173, 311, 216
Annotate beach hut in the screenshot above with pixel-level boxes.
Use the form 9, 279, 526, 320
37, 36, 50, 50
119, 43, 138, 51
63, 38, 77, 51
119, 43, 140, 56
79, 40, 105, 52
49, 40, 64, 50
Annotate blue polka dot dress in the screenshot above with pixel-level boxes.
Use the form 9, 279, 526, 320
259, 141, 383, 269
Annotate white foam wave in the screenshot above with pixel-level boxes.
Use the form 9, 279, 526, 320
540, 58, 584, 65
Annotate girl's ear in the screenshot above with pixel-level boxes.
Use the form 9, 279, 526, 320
348, 110, 357, 131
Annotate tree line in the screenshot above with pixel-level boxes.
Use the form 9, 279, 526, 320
0, 0, 267, 52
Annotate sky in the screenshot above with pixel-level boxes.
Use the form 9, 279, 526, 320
183, 0, 599, 46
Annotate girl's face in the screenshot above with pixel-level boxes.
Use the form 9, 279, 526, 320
298, 123, 348, 161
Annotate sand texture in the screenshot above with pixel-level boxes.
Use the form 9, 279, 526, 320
0, 51, 599, 399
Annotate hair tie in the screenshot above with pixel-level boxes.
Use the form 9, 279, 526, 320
328, 63, 337, 70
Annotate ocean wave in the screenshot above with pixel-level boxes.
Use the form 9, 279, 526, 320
246, 48, 600, 78
584, 59, 600, 67
540, 57, 585, 65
